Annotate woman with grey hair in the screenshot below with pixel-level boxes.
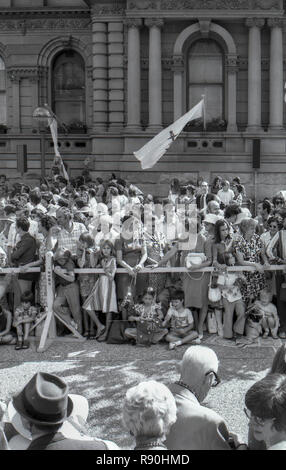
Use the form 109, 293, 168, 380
123, 381, 177, 450
233, 218, 266, 306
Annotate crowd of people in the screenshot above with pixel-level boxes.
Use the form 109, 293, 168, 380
0, 168, 285, 349
1, 343, 286, 450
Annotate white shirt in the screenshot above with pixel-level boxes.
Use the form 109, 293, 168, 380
217, 189, 234, 206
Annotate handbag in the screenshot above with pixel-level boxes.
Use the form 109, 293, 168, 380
208, 272, 221, 302
185, 253, 206, 269
207, 310, 218, 334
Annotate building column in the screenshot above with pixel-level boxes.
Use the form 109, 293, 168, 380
8, 71, 21, 133
226, 56, 238, 132
145, 18, 164, 132
108, 21, 124, 132
92, 20, 108, 132
172, 56, 184, 121
125, 18, 142, 132
246, 18, 265, 132
268, 18, 284, 131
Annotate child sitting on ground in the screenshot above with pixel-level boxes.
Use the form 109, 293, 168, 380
162, 289, 200, 350
253, 288, 279, 339
125, 287, 168, 346
0, 304, 16, 345
13, 291, 38, 350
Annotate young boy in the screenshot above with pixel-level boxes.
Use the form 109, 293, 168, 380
253, 288, 279, 339
162, 289, 200, 350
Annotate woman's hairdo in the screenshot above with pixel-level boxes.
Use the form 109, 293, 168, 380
123, 381, 177, 438
240, 218, 257, 234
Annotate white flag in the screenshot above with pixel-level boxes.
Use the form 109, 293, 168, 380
48, 117, 69, 181
134, 99, 204, 170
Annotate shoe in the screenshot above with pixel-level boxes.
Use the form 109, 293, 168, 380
193, 338, 201, 345
279, 332, 286, 339
22, 340, 29, 349
198, 334, 203, 340
15, 339, 23, 350
169, 342, 176, 350
95, 327, 105, 339
262, 331, 269, 339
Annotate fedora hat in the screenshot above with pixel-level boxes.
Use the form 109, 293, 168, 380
12, 372, 73, 426
5, 393, 89, 448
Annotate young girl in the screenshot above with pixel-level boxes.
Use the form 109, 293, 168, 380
76, 232, 99, 339
83, 240, 118, 342
220, 252, 246, 340
124, 287, 168, 345
162, 289, 200, 350
13, 291, 38, 350
253, 288, 279, 339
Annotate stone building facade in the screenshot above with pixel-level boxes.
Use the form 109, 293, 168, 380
0, 0, 286, 199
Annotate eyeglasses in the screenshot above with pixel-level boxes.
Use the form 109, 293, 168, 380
244, 407, 268, 426
205, 370, 221, 387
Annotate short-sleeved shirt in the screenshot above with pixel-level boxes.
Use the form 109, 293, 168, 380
56, 222, 86, 256
166, 307, 194, 330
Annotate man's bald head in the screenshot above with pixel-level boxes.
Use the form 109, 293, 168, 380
179, 346, 219, 401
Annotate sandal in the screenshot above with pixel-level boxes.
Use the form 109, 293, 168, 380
15, 339, 23, 350
95, 327, 105, 339
88, 334, 97, 340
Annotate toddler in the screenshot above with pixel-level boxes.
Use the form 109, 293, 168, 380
253, 288, 279, 339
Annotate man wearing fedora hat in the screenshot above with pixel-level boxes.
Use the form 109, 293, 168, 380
11, 372, 118, 450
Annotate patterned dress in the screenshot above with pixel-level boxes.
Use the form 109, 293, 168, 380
233, 234, 266, 304
83, 257, 118, 313
145, 230, 167, 295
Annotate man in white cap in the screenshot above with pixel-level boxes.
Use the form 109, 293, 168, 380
165, 345, 247, 450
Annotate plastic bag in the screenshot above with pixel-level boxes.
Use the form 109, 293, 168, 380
207, 310, 218, 334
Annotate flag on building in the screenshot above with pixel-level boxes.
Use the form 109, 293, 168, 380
133, 98, 205, 170
48, 116, 69, 181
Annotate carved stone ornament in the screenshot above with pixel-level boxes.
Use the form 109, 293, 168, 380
245, 18, 265, 28
92, 3, 125, 15
7, 67, 42, 82
0, 18, 91, 31
128, 0, 159, 9
267, 17, 284, 28
172, 55, 185, 71
124, 18, 143, 28
226, 56, 239, 72
160, 0, 282, 9
145, 18, 164, 28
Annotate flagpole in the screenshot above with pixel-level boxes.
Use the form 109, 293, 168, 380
202, 94, 206, 131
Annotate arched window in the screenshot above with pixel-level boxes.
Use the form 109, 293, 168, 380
0, 57, 7, 125
188, 39, 224, 121
52, 50, 86, 131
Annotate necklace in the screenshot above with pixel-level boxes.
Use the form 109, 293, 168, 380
135, 438, 167, 450
175, 381, 199, 400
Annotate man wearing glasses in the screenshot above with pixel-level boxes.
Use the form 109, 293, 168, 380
165, 345, 247, 450
245, 373, 286, 450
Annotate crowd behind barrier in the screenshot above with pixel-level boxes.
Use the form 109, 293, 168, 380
0, 169, 286, 349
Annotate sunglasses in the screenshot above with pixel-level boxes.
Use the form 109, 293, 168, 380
205, 370, 221, 387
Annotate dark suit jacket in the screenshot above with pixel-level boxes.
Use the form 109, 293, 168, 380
165, 383, 231, 450
27, 432, 108, 450
196, 193, 212, 210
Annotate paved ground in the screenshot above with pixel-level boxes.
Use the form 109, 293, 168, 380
0, 334, 282, 450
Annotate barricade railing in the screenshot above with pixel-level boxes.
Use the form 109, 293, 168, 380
1, 254, 285, 352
